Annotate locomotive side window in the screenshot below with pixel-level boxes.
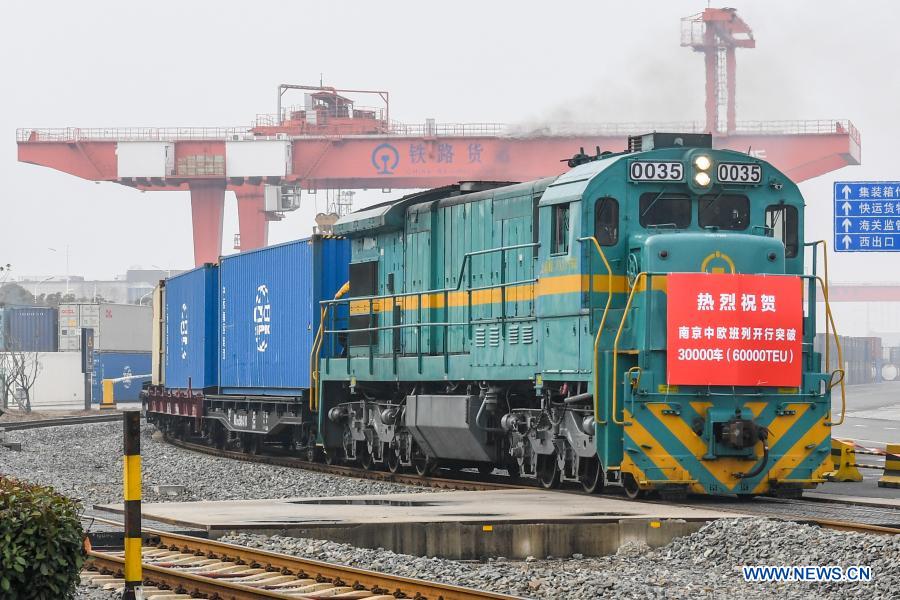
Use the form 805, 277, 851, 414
594, 197, 619, 245
765, 204, 799, 258
639, 192, 691, 228
348, 261, 379, 346
551, 203, 570, 254
699, 194, 750, 230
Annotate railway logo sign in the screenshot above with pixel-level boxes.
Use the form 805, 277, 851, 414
834, 181, 900, 251
667, 273, 803, 387
253, 284, 271, 352
371, 142, 399, 175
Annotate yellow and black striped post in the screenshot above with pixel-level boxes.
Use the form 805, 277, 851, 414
122, 410, 142, 599
878, 443, 900, 488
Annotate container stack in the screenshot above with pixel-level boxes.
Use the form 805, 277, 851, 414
814, 334, 882, 385
57, 302, 153, 404
58, 302, 152, 352
0, 306, 58, 352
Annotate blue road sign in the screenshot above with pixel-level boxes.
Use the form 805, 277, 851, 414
834, 181, 900, 251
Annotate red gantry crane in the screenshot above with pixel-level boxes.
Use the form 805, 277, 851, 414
17, 9, 861, 267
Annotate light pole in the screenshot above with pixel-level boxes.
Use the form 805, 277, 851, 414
48, 246, 70, 295
32, 276, 54, 301
138, 289, 154, 306
151, 264, 172, 278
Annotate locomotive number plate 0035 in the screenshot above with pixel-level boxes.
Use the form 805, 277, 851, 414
716, 162, 762, 184
629, 161, 684, 182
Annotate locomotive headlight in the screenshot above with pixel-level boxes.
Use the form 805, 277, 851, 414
694, 171, 712, 186
694, 155, 712, 171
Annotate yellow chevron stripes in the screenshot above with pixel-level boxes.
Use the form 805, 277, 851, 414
645, 404, 735, 491
622, 409, 691, 486
753, 411, 830, 494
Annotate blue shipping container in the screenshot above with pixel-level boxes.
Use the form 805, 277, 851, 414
164, 264, 218, 389
92, 351, 152, 403
2, 307, 58, 352
219, 236, 350, 395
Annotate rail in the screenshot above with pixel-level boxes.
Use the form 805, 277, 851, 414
85, 527, 522, 600
16, 119, 860, 143
0, 413, 122, 431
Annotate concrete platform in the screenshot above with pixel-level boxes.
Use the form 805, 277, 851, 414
96, 489, 747, 559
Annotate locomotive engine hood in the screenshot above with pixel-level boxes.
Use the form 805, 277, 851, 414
629, 231, 787, 276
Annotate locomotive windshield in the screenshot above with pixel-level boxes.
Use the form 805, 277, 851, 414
639, 192, 691, 228
698, 193, 750, 230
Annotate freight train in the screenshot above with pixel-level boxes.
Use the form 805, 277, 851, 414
145, 132, 845, 499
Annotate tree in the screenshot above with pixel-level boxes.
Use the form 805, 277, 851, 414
0, 283, 34, 307
0, 351, 41, 412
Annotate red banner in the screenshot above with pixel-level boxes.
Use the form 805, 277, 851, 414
666, 273, 803, 386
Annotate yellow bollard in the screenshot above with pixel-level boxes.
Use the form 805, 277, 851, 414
122, 410, 142, 599
99, 379, 117, 411
878, 444, 900, 489
826, 439, 863, 482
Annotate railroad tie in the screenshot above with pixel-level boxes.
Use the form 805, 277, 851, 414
878, 443, 900, 488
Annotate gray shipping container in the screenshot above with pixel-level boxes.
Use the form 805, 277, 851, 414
58, 303, 153, 352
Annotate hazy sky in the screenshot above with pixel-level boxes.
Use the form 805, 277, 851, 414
1, 1, 896, 282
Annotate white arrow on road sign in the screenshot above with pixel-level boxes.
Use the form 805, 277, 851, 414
842, 184, 852, 200
842, 234, 852, 250
842, 201, 852, 215
842, 218, 851, 232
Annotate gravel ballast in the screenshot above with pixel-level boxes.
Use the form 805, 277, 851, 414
0, 421, 430, 507
221, 518, 898, 600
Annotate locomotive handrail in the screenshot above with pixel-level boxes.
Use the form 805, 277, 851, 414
813, 273, 846, 427
805, 241, 832, 369
610, 271, 654, 426
318, 242, 540, 308
577, 236, 615, 425
310, 281, 350, 412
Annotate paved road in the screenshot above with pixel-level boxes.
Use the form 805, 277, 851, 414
831, 381, 900, 448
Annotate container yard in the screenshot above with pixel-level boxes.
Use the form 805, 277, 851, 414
3, 3, 900, 600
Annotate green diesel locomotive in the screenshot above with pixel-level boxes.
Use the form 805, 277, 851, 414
315, 132, 844, 498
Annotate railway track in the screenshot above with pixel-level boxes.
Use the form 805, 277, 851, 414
82, 525, 521, 600
161, 433, 900, 536
0, 412, 122, 431
163, 434, 521, 492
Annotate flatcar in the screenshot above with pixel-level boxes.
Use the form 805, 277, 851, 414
145, 132, 845, 499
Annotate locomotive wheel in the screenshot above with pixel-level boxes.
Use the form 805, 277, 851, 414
477, 463, 495, 476
386, 447, 401, 473
323, 449, 339, 465
622, 473, 644, 500
536, 454, 560, 489
413, 456, 437, 477
579, 456, 604, 494
358, 443, 375, 470
505, 459, 521, 479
